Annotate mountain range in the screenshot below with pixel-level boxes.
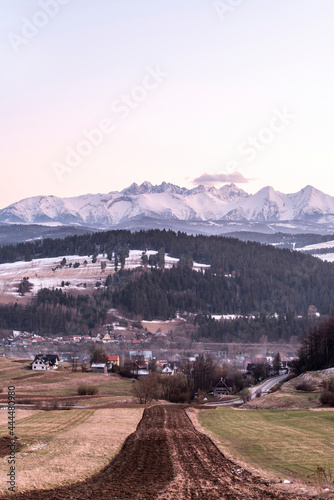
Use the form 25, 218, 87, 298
1, 182, 334, 234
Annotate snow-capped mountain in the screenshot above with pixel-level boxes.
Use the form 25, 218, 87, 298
0, 182, 334, 230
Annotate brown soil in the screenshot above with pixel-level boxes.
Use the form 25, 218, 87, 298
0, 436, 21, 458
0, 406, 311, 499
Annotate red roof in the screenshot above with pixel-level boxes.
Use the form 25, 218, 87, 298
106, 355, 119, 362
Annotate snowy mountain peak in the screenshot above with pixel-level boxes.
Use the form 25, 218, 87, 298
256, 185, 281, 198
151, 182, 187, 195
0, 182, 333, 229
218, 183, 249, 200
121, 181, 153, 195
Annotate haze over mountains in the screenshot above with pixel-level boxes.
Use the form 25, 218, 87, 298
1, 182, 334, 235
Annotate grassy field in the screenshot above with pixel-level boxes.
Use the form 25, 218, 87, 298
0, 356, 144, 492
199, 407, 334, 485
0, 407, 143, 493
141, 320, 177, 334
0, 356, 134, 402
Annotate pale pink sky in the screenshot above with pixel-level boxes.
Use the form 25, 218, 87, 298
1, 0, 333, 207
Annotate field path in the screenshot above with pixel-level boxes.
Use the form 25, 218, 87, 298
1, 406, 309, 499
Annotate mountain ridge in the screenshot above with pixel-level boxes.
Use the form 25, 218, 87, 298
1, 182, 334, 229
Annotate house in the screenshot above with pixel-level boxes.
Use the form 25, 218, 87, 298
156, 356, 168, 366
161, 366, 174, 376
154, 331, 166, 338
32, 336, 44, 343
213, 378, 233, 397
124, 360, 150, 376
31, 354, 60, 371
106, 354, 120, 369
129, 350, 152, 362
91, 363, 107, 374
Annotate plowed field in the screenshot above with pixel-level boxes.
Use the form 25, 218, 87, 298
1, 406, 309, 499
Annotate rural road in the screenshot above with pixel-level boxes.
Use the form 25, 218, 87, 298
1, 405, 308, 500
204, 374, 288, 406
250, 374, 288, 397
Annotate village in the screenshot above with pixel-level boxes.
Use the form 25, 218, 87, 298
1, 320, 295, 396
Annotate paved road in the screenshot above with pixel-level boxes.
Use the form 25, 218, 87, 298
250, 374, 288, 399
204, 374, 288, 407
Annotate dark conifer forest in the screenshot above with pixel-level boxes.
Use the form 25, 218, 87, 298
0, 229, 333, 340
294, 317, 334, 372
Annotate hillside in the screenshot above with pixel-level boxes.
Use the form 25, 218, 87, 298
243, 369, 334, 410
0, 229, 333, 341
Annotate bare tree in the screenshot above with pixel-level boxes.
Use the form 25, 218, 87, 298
273, 352, 281, 374
89, 344, 107, 364
132, 374, 159, 404
182, 353, 214, 393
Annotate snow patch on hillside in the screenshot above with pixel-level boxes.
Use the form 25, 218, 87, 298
299, 240, 334, 251
0, 251, 210, 298
315, 253, 334, 263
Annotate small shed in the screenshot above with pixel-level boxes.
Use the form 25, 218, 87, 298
91, 363, 107, 374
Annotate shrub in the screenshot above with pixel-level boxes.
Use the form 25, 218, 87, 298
309, 466, 334, 487
20, 398, 34, 405
321, 376, 334, 392
119, 368, 135, 379
169, 390, 192, 403
269, 381, 283, 393
77, 384, 99, 396
17, 277, 33, 296
295, 380, 316, 392
158, 374, 192, 403
240, 388, 251, 402
320, 376, 334, 407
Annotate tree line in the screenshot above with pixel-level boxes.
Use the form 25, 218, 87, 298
293, 317, 334, 373
0, 229, 334, 340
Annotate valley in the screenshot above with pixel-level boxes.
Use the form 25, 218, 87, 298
0, 357, 333, 498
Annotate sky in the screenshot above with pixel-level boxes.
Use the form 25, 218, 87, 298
0, 0, 333, 208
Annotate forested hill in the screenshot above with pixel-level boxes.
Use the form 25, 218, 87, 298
0, 229, 333, 337
0, 230, 333, 314
0, 227, 332, 270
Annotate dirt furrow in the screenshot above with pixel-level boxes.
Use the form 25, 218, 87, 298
0, 406, 310, 500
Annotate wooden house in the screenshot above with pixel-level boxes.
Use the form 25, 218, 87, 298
213, 378, 233, 397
